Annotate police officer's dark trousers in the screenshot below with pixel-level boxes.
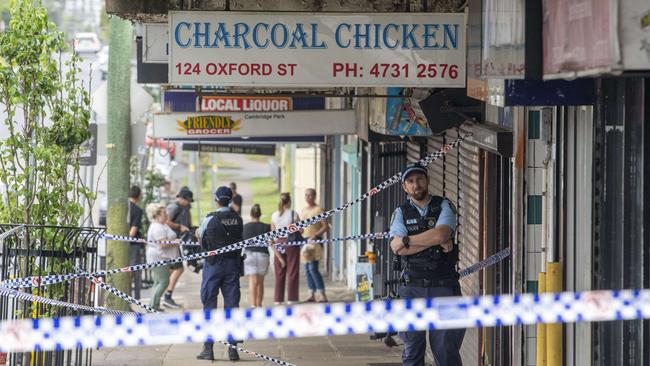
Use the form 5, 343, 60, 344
398, 286, 465, 366
200, 257, 241, 348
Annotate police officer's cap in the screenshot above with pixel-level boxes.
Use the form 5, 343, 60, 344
401, 162, 428, 183
214, 186, 233, 205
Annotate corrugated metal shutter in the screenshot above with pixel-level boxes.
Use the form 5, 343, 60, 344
406, 140, 421, 163
457, 124, 482, 366
428, 127, 482, 365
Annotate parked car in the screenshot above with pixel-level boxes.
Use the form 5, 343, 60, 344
73, 32, 101, 55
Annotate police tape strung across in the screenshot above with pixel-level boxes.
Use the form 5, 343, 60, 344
72, 268, 295, 366
0, 286, 130, 315
0, 245, 510, 317
103, 231, 390, 247
73, 267, 158, 314
457, 248, 510, 278
274, 232, 389, 253
0, 135, 468, 289
1, 288, 648, 353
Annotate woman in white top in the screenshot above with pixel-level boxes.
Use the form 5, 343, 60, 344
270, 192, 302, 304
146, 203, 179, 311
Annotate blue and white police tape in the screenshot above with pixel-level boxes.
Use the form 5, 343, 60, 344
458, 248, 510, 278
275, 232, 389, 253
104, 231, 391, 249
1, 288, 648, 353
0, 286, 130, 315
0, 135, 467, 290
0, 247, 509, 315
71, 268, 294, 366
101, 233, 199, 246
73, 267, 156, 314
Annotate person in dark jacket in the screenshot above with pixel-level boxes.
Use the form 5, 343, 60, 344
196, 186, 243, 362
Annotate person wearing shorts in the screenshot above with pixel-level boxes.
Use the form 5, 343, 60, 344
243, 204, 271, 308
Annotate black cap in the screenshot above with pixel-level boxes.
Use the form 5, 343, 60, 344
214, 186, 233, 205
177, 188, 194, 202
401, 162, 428, 183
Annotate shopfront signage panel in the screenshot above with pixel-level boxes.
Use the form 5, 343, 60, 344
169, 11, 467, 87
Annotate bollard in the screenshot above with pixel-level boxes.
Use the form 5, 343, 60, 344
536, 272, 547, 366
546, 263, 563, 366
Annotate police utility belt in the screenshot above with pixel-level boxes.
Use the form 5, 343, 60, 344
395, 246, 459, 288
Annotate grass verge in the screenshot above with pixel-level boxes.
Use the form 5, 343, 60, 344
248, 176, 280, 224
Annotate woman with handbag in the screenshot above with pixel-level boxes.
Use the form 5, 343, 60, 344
300, 188, 329, 303
271, 192, 302, 305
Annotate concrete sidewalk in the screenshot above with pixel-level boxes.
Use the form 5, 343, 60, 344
93, 264, 404, 366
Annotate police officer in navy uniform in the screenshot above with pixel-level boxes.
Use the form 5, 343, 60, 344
196, 186, 244, 361
389, 162, 465, 366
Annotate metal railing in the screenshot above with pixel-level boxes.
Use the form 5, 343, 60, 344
0, 224, 103, 366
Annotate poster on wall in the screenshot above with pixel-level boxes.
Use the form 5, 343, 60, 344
369, 88, 433, 136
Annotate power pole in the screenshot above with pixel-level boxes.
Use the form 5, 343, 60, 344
105, 15, 132, 311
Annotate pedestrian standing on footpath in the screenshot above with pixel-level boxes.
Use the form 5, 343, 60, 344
271, 192, 301, 305
127, 185, 144, 299
196, 186, 244, 361
163, 187, 193, 308
389, 162, 464, 366
243, 204, 271, 308
145, 203, 178, 312
300, 188, 328, 303
230, 182, 243, 215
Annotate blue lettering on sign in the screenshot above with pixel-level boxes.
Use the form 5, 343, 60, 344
252, 23, 269, 48
289, 23, 308, 49
382, 23, 399, 49
174, 22, 191, 48
401, 24, 420, 49
172, 20, 461, 51
442, 24, 458, 50
335, 23, 351, 48
310, 23, 327, 49
271, 23, 289, 48
422, 24, 440, 49
233, 22, 251, 49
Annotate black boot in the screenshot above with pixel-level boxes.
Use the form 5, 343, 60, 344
196, 342, 214, 361
228, 343, 240, 361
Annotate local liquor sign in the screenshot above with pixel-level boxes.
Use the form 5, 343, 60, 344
198, 96, 293, 112
169, 11, 467, 87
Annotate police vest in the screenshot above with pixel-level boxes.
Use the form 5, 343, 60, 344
399, 196, 458, 281
201, 209, 243, 263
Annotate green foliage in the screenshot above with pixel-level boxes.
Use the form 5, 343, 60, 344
0, 0, 94, 316
0, 0, 92, 227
